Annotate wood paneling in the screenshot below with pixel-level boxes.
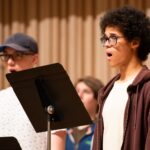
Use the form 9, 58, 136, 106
0, 0, 149, 88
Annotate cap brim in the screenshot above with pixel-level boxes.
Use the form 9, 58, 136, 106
0, 43, 29, 52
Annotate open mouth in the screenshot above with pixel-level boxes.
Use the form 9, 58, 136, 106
9, 69, 16, 73
107, 52, 112, 57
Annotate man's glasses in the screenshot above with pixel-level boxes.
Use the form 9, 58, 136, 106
100, 35, 124, 47
0, 51, 35, 62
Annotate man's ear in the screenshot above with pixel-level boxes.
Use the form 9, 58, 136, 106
131, 38, 140, 50
33, 53, 39, 67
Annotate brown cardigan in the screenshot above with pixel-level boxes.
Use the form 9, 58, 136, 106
92, 66, 150, 150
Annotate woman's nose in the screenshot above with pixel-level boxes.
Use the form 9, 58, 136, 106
78, 91, 83, 99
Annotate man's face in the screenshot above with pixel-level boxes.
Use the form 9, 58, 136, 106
2, 47, 38, 72
102, 26, 137, 70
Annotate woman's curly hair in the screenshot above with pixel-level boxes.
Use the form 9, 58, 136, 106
100, 6, 150, 61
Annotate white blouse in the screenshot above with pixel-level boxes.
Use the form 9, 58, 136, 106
0, 87, 47, 150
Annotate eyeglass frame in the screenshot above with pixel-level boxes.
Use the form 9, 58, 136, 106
0, 51, 35, 62
100, 34, 124, 47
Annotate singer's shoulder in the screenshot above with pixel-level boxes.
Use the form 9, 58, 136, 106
0, 86, 12, 93
0, 87, 14, 97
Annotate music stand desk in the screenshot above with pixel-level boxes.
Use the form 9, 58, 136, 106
0, 137, 21, 150
6, 63, 92, 150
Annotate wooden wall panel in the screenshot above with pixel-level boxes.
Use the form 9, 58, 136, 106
59, 0, 68, 68
0, 0, 150, 88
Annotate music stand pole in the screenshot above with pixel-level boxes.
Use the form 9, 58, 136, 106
47, 105, 54, 150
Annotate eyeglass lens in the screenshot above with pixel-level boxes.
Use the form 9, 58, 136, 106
0, 52, 34, 62
100, 35, 123, 47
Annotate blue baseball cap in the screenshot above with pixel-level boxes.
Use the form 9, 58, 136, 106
0, 33, 38, 53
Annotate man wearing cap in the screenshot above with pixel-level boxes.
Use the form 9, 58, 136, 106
0, 33, 66, 150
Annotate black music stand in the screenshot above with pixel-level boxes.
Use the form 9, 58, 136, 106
0, 137, 22, 150
6, 63, 92, 150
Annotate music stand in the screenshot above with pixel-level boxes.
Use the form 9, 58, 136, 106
0, 137, 22, 150
6, 63, 92, 150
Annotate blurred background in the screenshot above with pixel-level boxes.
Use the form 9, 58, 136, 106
0, 0, 150, 88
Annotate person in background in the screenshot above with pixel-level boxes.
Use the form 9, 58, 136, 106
66, 76, 104, 150
0, 33, 66, 150
92, 6, 150, 150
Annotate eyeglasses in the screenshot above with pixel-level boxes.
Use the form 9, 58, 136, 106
0, 52, 35, 62
100, 35, 124, 47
